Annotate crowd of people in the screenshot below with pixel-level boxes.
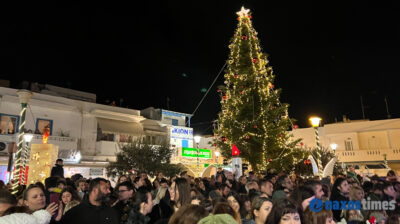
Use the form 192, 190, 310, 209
1, 159, 400, 223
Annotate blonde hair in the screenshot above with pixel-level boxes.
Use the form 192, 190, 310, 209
153, 186, 168, 204
349, 185, 364, 201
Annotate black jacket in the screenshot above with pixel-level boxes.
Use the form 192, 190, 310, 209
60, 198, 119, 224
51, 164, 64, 178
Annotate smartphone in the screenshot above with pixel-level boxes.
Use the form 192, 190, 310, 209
49, 193, 60, 219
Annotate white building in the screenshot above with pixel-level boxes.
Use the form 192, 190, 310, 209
0, 85, 169, 182
291, 119, 400, 171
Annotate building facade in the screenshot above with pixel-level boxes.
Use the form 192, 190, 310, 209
291, 119, 400, 172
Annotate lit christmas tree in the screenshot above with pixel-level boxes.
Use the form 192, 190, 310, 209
215, 7, 303, 172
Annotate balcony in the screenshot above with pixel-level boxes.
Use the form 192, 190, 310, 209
0, 134, 78, 151
335, 149, 400, 163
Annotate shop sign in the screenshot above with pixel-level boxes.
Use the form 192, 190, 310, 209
170, 126, 193, 140
89, 168, 104, 176
182, 147, 211, 159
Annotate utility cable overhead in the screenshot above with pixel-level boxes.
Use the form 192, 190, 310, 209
188, 61, 227, 122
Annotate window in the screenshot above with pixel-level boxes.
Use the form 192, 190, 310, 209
0, 114, 19, 135
181, 139, 188, 148
119, 134, 132, 143
172, 119, 178, 126
345, 139, 353, 151
35, 119, 53, 135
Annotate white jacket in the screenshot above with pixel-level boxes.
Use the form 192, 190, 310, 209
0, 209, 51, 224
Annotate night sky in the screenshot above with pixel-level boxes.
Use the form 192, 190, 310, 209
1, 2, 399, 134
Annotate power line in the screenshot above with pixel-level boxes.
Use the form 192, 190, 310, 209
189, 61, 227, 120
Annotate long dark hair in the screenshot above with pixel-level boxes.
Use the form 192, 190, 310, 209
173, 178, 191, 207
330, 177, 348, 201
168, 204, 209, 224
59, 186, 81, 205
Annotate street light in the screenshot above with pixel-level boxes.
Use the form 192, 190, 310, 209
21, 133, 34, 184
215, 151, 220, 165
12, 90, 33, 194
194, 136, 201, 177
309, 116, 322, 178
330, 143, 338, 153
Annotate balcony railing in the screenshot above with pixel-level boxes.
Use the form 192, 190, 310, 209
0, 134, 78, 151
335, 149, 400, 163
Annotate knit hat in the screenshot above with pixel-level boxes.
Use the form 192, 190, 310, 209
197, 214, 238, 224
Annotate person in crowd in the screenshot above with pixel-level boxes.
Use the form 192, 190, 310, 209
227, 192, 251, 223
197, 179, 209, 198
0, 189, 17, 216
212, 202, 241, 223
125, 186, 154, 224
303, 180, 324, 200
76, 179, 87, 199
387, 214, 400, 224
51, 159, 64, 178
250, 196, 273, 224
246, 181, 259, 193
23, 184, 60, 213
167, 204, 208, 224
237, 176, 248, 194
0, 205, 57, 224
148, 184, 173, 224
289, 186, 315, 212
346, 165, 360, 185
238, 194, 252, 221
56, 179, 67, 190
303, 206, 335, 224
140, 171, 153, 192
113, 181, 135, 222
56, 186, 80, 220
208, 182, 223, 200
60, 177, 119, 224
220, 183, 231, 198
387, 170, 400, 183
321, 184, 331, 201
117, 175, 129, 184
348, 184, 366, 219
134, 176, 145, 192
265, 173, 278, 185
259, 179, 273, 198
169, 177, 191, 212
272, 175, 294, 201
266, 198, 301, 224
330, 177, 350, 222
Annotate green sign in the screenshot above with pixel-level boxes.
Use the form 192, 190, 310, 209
182, 147, 211, 159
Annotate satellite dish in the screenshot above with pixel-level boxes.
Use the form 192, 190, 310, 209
0, 142, 6, 151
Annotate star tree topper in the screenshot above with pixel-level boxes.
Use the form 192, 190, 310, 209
236, 6, 250, 18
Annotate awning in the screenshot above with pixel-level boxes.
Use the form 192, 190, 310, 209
140, 119, 168, 133
97, 118, 144, 135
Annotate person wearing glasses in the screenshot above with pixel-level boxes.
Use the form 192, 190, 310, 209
113, 181, 135, 223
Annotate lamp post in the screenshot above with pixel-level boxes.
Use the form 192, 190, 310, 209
309, 116, 322, 178
12, 90, 33, 194
22, 133, 34, 185
330, 143, 338, 155
215, 151, 220, 166
194, 136, 201, 177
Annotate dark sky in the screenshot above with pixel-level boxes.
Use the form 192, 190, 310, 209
1, 2, 399, 134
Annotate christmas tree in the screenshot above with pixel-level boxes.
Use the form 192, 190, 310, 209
215, 7, 302, 172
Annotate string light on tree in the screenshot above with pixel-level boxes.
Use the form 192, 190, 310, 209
214, 6, 303, 172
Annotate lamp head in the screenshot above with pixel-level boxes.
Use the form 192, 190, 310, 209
215, 151, 220, 157
309, 117, 322, 127
194, 136, 201, 143
24, 133, 34, 143
330, 143, 338, 151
